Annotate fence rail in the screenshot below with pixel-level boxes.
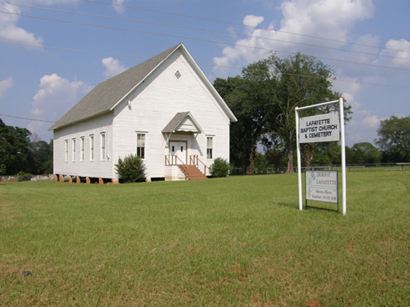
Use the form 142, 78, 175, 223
230, 162, 410, 176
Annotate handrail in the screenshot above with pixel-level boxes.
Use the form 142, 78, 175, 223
165, 154, 208, 175
189, 154, 207, 175
197, 157, 207, 176
164, 154, 186, 166
175, 155, 185, 165
189, 155, 198, 166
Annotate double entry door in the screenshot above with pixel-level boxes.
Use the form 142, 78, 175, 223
169, 141, 187, 164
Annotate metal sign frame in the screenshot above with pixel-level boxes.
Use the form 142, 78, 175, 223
305, 170, 339, 212
295, 97, 347, 215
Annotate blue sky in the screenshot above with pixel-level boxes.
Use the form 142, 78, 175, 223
0, 0, 409, 145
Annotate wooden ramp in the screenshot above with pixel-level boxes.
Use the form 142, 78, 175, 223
178, 165, 207, 180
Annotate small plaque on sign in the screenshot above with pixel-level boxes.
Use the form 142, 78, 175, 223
306, 171, 338, 203
299, 112, 340, 143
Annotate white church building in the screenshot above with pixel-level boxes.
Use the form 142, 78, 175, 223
52, 43, 237, 182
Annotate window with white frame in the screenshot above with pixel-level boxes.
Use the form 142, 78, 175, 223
137, 133, 145, 159
89, 134, 94, 161
64, 139, 68, 161
80, 136, 85, 161
72, 138, 76, 161
100, 132, 106, 160
207, 137, 213, 159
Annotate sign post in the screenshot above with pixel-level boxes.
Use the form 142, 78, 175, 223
295, 108, 303, 211
295, 98, 347, 215
339, 97, 347, 215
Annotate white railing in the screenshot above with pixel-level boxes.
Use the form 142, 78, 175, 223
189, 155, 207, 175
164, 154, 208, 176
164, 154, 186, 166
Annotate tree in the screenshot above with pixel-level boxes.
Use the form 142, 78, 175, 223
215, 53, 351, 174
264, 53, 349, 172
30, 140, 53, 174
0, 119, 54, 175
311, 142, 341, 166
0, 119, 33, 175
214, 62, 277, 174
376, 116, 410, 162
350, 142, 381, 164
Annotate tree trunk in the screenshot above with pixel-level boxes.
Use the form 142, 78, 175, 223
247, 146, 256, 175
303, 144, 314, 167
287, 150, 294, 173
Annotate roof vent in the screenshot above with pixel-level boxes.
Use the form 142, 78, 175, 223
175, 70, 181, 79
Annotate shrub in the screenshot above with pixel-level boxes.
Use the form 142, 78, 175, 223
115, 154, 146, 183
17, 171, 32, 182
210, 158, 229, 177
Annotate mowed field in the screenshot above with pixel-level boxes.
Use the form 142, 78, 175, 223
1, 170, 409, 306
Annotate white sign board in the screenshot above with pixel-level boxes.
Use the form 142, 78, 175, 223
306, 171, 338, 203
299, 112, 340, 143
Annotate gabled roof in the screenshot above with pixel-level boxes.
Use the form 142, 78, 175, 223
162, 112, 202, 133
51, 43, 237, 130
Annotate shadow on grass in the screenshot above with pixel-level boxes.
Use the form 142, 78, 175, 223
305, 205, 339, 213
276, 201, 340, 214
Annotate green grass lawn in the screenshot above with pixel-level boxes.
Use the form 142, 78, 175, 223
1, 171, 409, 305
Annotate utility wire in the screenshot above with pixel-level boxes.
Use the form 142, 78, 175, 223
0, 33, 399, 88
0, 113, 55, 123
0, 34, 398, 88
1, 9, 410, 72
83, 0, 410, 53
7, 2, 410, 61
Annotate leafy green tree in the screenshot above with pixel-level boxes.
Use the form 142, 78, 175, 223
254, 152, 269, 171
214, 77, 252, 171
0, 119, 33, 175
376, 116, 410, 162
30, 140, 53, 174
214, 62, 277, 173
215, 53, 351, 174
264, 53, 350, 172
350, 142, 381, 164
310, 142, 339, 165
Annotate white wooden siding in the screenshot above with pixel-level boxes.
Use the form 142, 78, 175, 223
53, 113, 114, 178
178, 118, 198, 132
112, 49, 230, 179
53, 48, 232, 180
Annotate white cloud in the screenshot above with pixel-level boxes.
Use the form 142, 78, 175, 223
102, 57, 127, 78
29, 73, 91, 139
213, 0, 382, 145
362, 114, 380, 128
243, 15, 264, 28
280, 0, 373, 42
333, 75, 383, 144
333, 76, 383, 144
0, 3, 43, 48
382, 39, 410, 68
213, 0, 374, 71
0, 77, 13, 97
112, 0, 125, 14
0, 1, 80, 49
334, 75, 362, 109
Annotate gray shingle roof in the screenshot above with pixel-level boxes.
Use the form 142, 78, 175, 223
51, 44, 180, 130
162, 112, 202, 133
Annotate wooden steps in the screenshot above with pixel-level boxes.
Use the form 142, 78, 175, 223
178, 164, 207, 180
